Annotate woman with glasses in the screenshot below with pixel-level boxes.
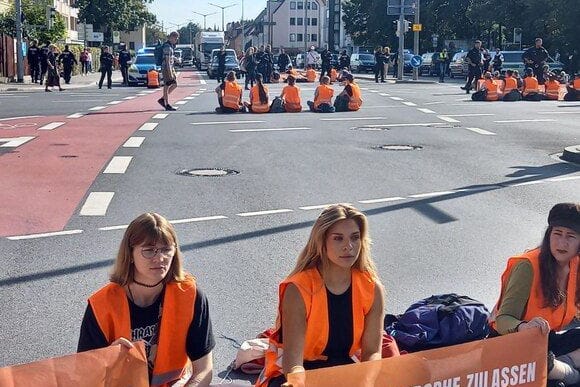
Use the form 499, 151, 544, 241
78, 212, 214, 386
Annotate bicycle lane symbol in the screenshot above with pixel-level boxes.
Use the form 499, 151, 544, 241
0, 122, 39, 130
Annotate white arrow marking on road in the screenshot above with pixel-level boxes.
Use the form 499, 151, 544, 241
437, 116, 460, 123
89, 106, 106, 111
465, 127, 496, 135
417, 108, 436, 114
493, 119, 556, 123
80, 192, 115, 216
320, 117, 386, 121
358, 197, 405, 204
0, 115, 42, 121
67, 113, 85, 118
103, 156, 133, 174
138, 122, 158, 131
230, 127, 310, 133
236, 209, 293, 217
7, 229, 83, 241
0, 136, 35, 147
402, 102, 417, 106
191, 121, 265, 125
152, 114, 168, 119
38, 122, 65, 130
123, 137, 145, 148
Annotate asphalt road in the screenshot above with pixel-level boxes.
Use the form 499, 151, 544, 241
0, 68, 578, 384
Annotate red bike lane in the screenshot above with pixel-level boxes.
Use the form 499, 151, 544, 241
0, 72, 203, 238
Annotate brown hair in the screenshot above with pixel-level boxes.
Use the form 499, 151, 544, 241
110, 212, 186, 286
226, 71, 236, 81
287, 75, 296, 86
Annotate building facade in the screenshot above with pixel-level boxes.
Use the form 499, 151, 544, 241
52, 0, 81, 44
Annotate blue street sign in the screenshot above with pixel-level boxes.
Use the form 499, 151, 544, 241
410, 55, 422, 68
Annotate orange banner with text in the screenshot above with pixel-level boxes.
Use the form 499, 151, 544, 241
0, 342, 148, 387
288, 329, 547, 387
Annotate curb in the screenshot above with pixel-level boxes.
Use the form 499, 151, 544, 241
0, 77, 124, 92
561, 145, 580, 164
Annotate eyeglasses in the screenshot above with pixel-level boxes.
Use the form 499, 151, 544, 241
140, 246, 175, 259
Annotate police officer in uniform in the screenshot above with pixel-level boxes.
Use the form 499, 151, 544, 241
58, 45, 78, 84
27, 40, 40, 83
522, 38, 549, 84
438, 49, 449, 83
492, 48, 503, 73
118, 43, 131, 85
320, 46, 333, 81
98, 46, 114, 89
461, 40, 483, 94
338, 49, 350, 71
39, 41, 51, 85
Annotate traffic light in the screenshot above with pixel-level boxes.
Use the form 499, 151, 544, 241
403, 20, 411, 32
394, 20, 400, 37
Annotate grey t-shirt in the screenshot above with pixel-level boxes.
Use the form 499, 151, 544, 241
162, 42, 175, 81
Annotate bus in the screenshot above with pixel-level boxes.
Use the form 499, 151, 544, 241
194, 31, 225, 71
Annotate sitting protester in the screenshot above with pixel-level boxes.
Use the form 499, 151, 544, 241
564, 73, 580, 101
215, 71, 244, 113
330, 67, 338, 83
244, 73, 270, 113
502, 70, 522, 101
481, 71, 500, 101
280, 75, 302, 112
78, 212, 215, 386
513, 70, 524, 89
305, 65, 317, 83
334, 72, 362, 112
522, 68, 542, 101
256, 204, 388, 387
307, 76, 335, 113
489, 203, 580, 386
544, 73, 561, 101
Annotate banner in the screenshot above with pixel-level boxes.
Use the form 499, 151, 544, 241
0, 342, 148, 387
289, 330, 547, 387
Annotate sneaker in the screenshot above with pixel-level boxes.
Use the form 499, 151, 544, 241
157, 98, 166, 108
460, 86, 467, 90
165, 104, 177, 111
45, 89, 51, 92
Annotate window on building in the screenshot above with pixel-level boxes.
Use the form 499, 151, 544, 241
312, 2, 318, 10
290, 33, 296, 42
311, 34, 317, 42
307, 1, 310, 9
307, 18, 310, 26
297, 33, 303, 42
290, 17, 296, 25
297, 1, 304, 10
311, 17, 317, 26
290, 1, 296, 9
297, 17, 303, 26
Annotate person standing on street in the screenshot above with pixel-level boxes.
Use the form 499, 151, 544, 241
383, 47, 391, 79
262, 45, 274, 83
244, 47, 257, 90
338, 49, 350, 71
98, 45, 114, 89
438, 49, 449, 83
80, 48, 89, 75
39, 41, 50, 85
118, 43, 132, 86
373, 46, 386, 83
522, 38, 549, 85
158, 31, 179, 111
461, 40, 483, 94
216, 45, 227, 84
277, 47, 291, 73
45, 44, 63, 92
320, 46, 333, 81
58, 45, 78, 85
492, 48, 504, 73
27, 40, 40, 83
306, 46, 319, 69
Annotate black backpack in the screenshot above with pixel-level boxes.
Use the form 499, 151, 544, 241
154, 42, 165, 66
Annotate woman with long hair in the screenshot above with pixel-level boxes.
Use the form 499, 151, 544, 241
490, 203, 579, 385
244, 73, 270, 113
280, 75, 302, 112
45, 44, 63, 92
78, 213, 215, 386
256, 204, 388, 387
244, 47, 256, 90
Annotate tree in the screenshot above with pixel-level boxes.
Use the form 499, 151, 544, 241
0, 0, 66, 42
177, 23, 201, 45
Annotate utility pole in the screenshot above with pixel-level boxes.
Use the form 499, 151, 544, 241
15, 0, 24, 82
241, 0, 245, 50
208, 2, 236, 32
193, 11, 217, 31
398, 12, 404, 80
412, 0, 420, 80
304, 0, 307, 53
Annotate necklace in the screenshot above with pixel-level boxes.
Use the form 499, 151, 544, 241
133, 278, 164, 288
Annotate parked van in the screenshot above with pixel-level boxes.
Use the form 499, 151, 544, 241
499, 51, 564, 74
449, 51, 468, 78
350, 53, 376, 73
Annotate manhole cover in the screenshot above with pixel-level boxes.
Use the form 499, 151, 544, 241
176, 168, 239, 177
373, 145, 423, 151
351, 126, 390, 131
60, 155, 78, 158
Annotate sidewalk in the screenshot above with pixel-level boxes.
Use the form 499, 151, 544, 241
0, 70, 123, 92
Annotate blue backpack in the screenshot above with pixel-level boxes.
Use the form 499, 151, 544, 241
385, 293, 490, 352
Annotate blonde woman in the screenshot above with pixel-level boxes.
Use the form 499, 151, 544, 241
78, 213, 214, 387
45, 44, 63, 92
257, 204, 387, 387
383, 47, 391, 79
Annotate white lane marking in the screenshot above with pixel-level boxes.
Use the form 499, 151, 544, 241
191, 120, 264, 125
320, 117, 386, 121
424, 101, 444, 106
99, 224, 129, 231
107, 100, 122, 105
174, 101, 188, 105
171, 215, 228, 224
138, 122, 159, 131
465, 127, 496, 136
361, 105, 400, 109
123, 137, 146, 148
417, 108, 436, 114
537, 111, 580, 115
142, 90, 158, 94
390, 97, 404, 101
369, 90, 379, 93
184, 97, 195, 100
437, 116, 460, 123
89, 106, 106, 111
409, 190, 456, 198
200, 79, 207, 84
230, 127, 310, 133
0, 115, 42, 121
191, 94, 200, 96
299, 203, 349, 210
441, 113, 495, 117
7, 229, 83, 241
103, 156, 133, 174
236, 209, 293, 217
379, 93, 390, 96
152, 113, 168, 119
361, 122, 448, 128
80, 192, 115, 216
402, 101, 417, 106
53, 100, 103, 103
0, 136, 35, 147
67, 113, 85, 118
358, 196, 405, 204
549, 175, 580, 182
123, 96, 136, 100
38, 122, 65, 130
494, 119, 556, 123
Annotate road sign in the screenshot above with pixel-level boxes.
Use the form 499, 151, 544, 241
412, 23, 422, 32
89, 32, 104, 42
387, 0, 417, 15
112, 31, 120, 44
410, 55, 423, 68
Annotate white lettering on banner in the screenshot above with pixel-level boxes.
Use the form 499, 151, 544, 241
413, 377, 460, 387
412, 362, 536, 387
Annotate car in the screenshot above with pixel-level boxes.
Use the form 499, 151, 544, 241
173, 49, 183, 68
420, 52, 435, 76
498, 50, 564, 74
449, 51, 468, 78
207, 49, 240, 79
350, 53, 376, 73
127, 53, 163, 86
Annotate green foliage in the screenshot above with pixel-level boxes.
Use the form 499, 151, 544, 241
0, 0, 66, 42
176, 23, 201, 45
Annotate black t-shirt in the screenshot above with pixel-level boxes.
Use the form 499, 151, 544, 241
27, 46, 39, 63
78, 285, 215, 378
467, 47, 482, 67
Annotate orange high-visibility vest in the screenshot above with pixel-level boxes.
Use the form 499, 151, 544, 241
88, 277, 197, 387
348, 83, 363, 111
330, 68, 338, 82
545, 80, 560, 100
282, 85, 302, 112
503, 77, 517, 93
256, 268, 376, 387
484, 79, 499, 101
250, 84, 270, 113
314, 84, 334, 109
574, 78, 580, 90
223, 81, 242, 110
147, 69, 160, 88
522, 76, 539, 96
306, 69, 317, 82
490, 248, 578, 333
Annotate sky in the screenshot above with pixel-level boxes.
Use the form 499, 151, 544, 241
148, 0, 267, 32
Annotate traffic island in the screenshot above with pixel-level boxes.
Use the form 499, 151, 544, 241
562, 145, 580, 164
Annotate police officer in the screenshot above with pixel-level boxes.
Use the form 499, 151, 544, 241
338, 49, 350, 71
320, 46, 333, 81
461, 40, 483, 93
39, 41, 51, 85
58, 45, 78, 84
98, 45, 114, 89
492, 48, 504, 73
27, 40, 40, 83
118, 43, 131, 85
522, 38, 549, 84
438, 49, 449, 83
216, 45, 227, 84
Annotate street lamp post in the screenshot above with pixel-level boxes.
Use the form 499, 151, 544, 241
208, 2, 236, 32
193, 11, 217, 31
15, 0, 24, 82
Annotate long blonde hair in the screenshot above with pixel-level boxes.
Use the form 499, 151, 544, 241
110, 212, 186, 285
289, 204, 379, 282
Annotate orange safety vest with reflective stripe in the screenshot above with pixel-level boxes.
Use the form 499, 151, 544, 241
89, 278, 197, 387
545, 80, 560, 100
348, 83, 363, 111
314, 84, 334, 109
306, 69, 317, 82
223, 81, 242, 110
256, 268, 375, 387
330, 68, 338, 82
503, 77, 517, 93
250, 84, 270, 113
490, 248, 578, 333
522, 76, 539, 96
282, 85, 302, 111
484, 79, 499, 101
